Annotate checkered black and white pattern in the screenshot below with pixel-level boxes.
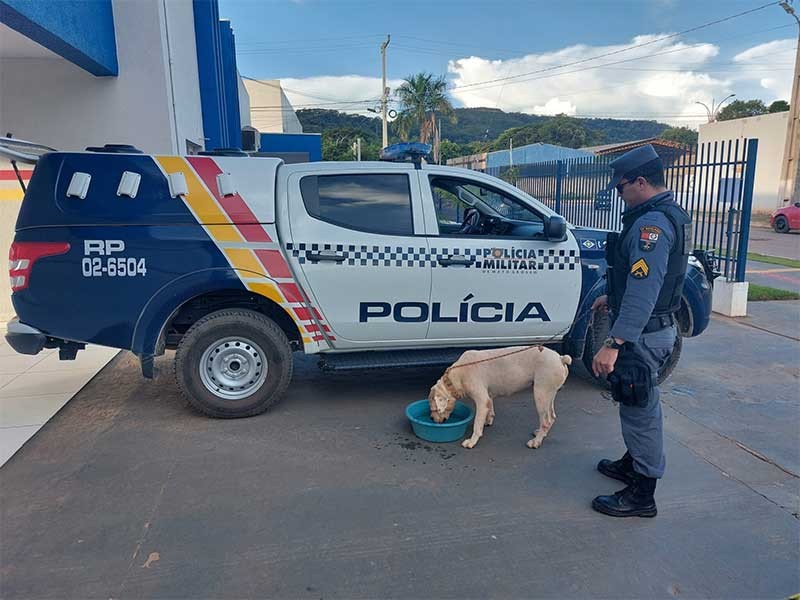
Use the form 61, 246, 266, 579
538, 248, 580, 271
286, 242, 433, 267
285, 243, 579, 270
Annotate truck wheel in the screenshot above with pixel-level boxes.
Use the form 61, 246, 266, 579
773, 216, 790, 233
582, 310, 682, 387
582, 310, 612, 388
175, 309, 293, 418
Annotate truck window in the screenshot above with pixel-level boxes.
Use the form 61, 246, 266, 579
300, 173, 414, 236
429, 176, 543, 237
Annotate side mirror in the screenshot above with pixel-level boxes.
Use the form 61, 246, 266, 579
544, 215, 567, 241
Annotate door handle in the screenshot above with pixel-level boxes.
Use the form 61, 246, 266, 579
307, 252, 346, 262
438, 255, 474, 267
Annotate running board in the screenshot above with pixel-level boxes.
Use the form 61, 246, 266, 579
318, 348, 468, 372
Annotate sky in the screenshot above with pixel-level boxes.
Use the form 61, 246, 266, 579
220, 0, 796, 127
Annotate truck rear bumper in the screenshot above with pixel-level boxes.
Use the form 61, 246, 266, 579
5, 318, 86, 359
5, 318, 48, 355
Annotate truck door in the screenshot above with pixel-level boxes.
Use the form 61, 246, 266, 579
283, 166, 431, 346
420, 172, 582, 344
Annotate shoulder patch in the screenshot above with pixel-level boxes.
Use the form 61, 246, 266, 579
631, 258, 649, 279
639, 225, 662, 252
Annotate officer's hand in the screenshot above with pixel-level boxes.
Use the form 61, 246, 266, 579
592, 346, 618, 378
591, 294, 609, 313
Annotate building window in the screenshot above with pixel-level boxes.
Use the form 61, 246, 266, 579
300, 174, 414, 236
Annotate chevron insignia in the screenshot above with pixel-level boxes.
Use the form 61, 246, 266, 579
631, 258, 649, 279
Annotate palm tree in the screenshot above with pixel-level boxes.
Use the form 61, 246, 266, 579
395, 73, 456, 153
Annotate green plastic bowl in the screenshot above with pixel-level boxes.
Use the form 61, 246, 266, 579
405, 399, 474, 443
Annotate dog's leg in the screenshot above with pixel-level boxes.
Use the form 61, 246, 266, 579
462, 395, 490, 449
527, 386, 556, 449
486, 397, 496, 426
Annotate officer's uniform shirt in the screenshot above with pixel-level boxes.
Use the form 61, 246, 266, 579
610, 191, 676, 343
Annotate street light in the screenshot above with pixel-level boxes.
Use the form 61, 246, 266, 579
694, 94, 736, 123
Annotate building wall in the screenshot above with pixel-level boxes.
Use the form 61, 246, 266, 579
238, 75, 251, 128
259, 133, 321, 161
0, 0, 118, 75
244, 79, 302, 134
446, 152, 487, 172
0, 0, 207, 320
0, 0, 204, 154
699, 112, 789, 213
162, 0, 205, 154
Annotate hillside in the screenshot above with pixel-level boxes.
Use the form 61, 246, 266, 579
297, 107, 671, 147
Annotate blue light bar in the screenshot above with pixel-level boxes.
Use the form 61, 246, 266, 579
379, 142, 432, 164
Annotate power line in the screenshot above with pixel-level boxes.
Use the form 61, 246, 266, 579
450, 34, 793, 94
235, 33, 384, 47
242, 76, 380, 105
448, 3, 782, 91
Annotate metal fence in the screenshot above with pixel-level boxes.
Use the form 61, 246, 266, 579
487, 139, 758, 282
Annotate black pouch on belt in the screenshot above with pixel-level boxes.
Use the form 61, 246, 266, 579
607, 344, 653, 407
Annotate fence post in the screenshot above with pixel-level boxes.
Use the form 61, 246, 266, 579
554, 160, 564, 215
734, 139, 758, 282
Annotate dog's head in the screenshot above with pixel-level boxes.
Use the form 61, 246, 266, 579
428, 378, 456, 423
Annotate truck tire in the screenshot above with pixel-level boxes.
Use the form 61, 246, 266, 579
582, 310, 682, 388
175, 309, 293, 418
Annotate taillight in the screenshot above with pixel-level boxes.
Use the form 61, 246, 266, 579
9, 242, 70, 292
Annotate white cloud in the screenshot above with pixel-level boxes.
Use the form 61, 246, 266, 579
276, 36, 793, 128
447, 36, 727, 126
533, 98, 577, 115
733, 38, 794, 100
279, 75, 405, 117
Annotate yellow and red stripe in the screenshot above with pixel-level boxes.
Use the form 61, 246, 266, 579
153, 156, 334, 346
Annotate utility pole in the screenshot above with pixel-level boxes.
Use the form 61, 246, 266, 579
778, 0, 800, 206
380, 35, 391, 149
509, 138, 513, 168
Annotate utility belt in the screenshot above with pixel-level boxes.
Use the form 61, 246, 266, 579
642, 313, 675, 334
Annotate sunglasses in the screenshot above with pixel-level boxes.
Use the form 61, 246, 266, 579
615, 177, 640, 194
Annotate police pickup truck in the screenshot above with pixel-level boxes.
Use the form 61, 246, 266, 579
5, 142, 714, 418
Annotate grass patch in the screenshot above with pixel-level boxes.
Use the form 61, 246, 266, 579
746, 253, 800, 269
748, 284, 800, 302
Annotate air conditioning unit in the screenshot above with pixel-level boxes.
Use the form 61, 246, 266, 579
241, 126, 260, 152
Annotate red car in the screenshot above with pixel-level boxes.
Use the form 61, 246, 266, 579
771, 202, 800, 233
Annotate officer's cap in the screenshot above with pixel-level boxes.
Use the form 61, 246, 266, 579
604, 144, 663, 191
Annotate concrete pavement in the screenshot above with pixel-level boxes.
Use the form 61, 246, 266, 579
1, 306, 797, 598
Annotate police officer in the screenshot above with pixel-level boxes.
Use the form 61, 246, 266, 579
590, 144, 691, 518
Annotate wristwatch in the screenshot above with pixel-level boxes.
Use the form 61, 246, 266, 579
603, 337, 624, 350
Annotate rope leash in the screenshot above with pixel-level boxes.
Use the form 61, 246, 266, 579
443, 304, 598, 375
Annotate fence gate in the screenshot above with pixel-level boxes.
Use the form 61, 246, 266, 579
489, 139, 758, 282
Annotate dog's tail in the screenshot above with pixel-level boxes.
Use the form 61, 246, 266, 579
560, 355, 572, 366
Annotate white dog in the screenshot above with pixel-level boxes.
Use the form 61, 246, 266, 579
428, 346, 571, 449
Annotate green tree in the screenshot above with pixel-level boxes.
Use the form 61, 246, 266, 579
769, 100, 790, 113
535, 115, 602, 148
438, 139, 464, 163
491, 124, 543, 151
490, 115, 601, 150
395, 73, 456, 144
660, 126, 698, 145
717, 99, 768, 121
321, 127, 380, 161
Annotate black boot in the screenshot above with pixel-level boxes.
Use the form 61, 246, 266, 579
597, 451, 636, 485
592, 473, 658, 518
